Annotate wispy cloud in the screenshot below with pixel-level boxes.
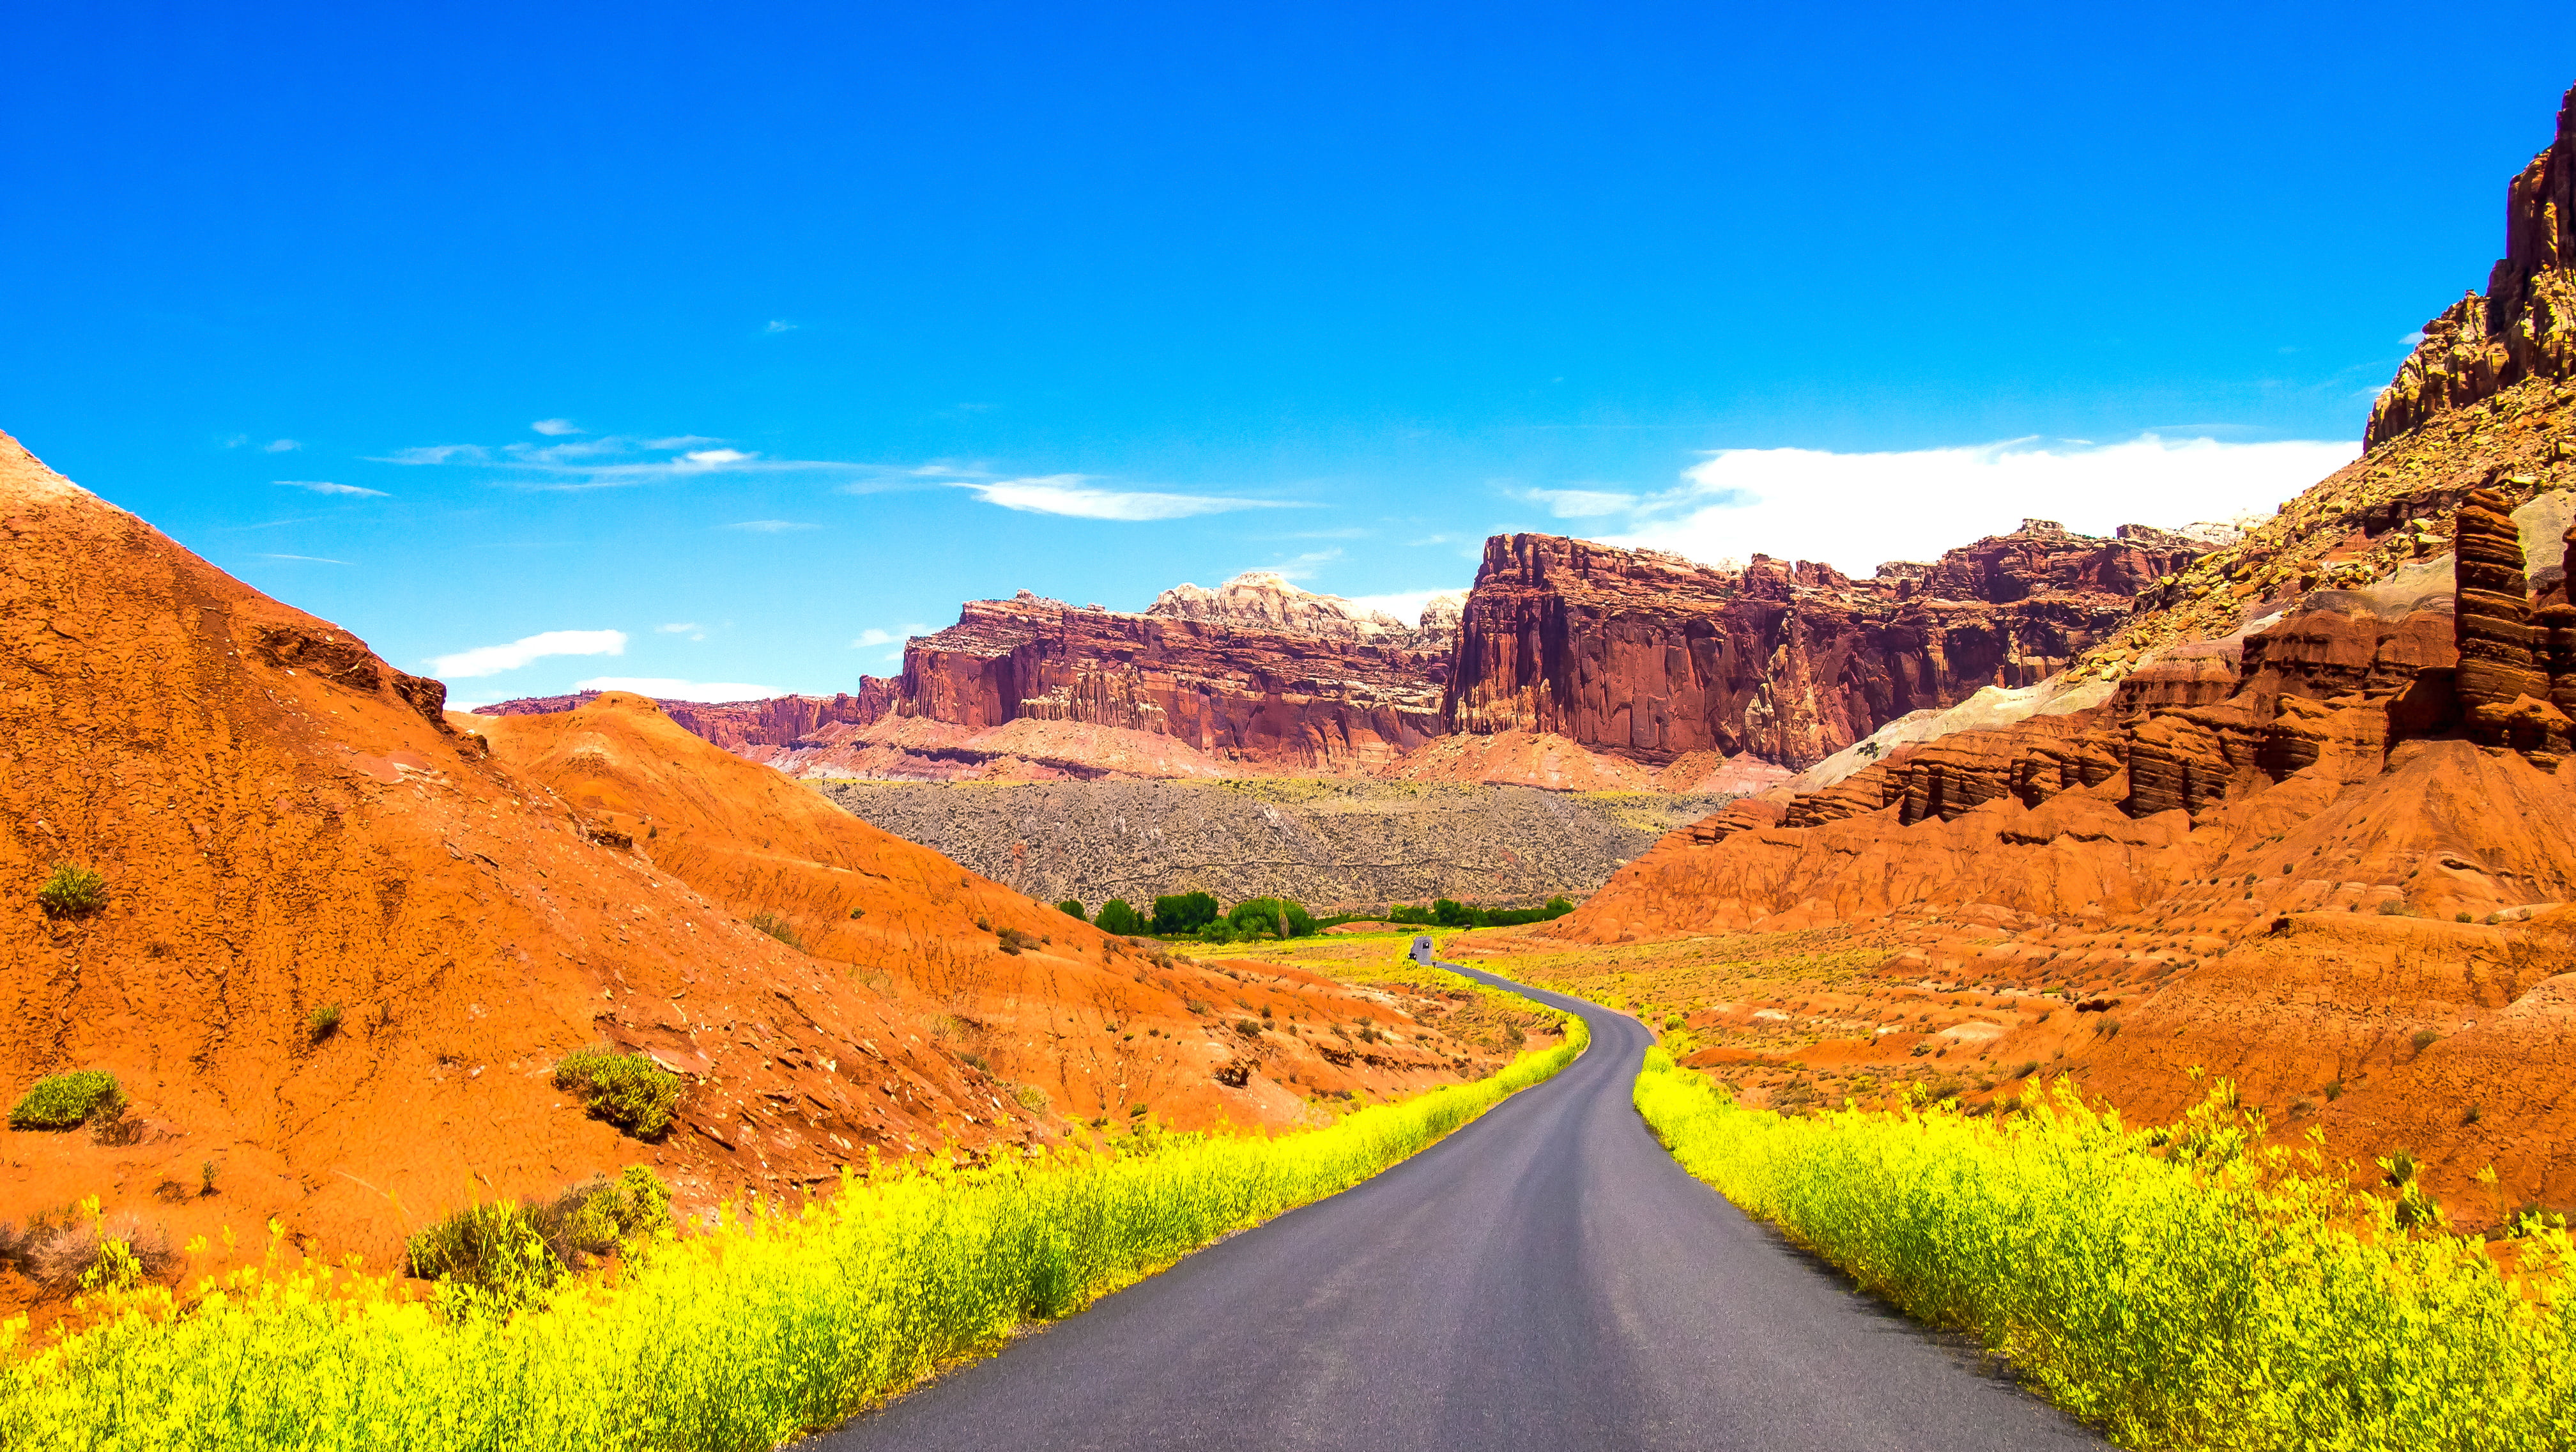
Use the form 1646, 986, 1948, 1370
1263, 548, 1343, 581
531, 418, 581, 436
374, 444, 489, 466
256, 553, 348, 564
655, 622, 705, 638
275, 480, 387, 498
765, 320, 798, 333
576, 676, 781, 702
224, 435, 302, 452
1516, 487, 1642, 519
850, 623, 931, 660
723, 519, 818, 533
954, 474, 1295, 521
428, 628, 628, 679
1565, 433, 2359, 574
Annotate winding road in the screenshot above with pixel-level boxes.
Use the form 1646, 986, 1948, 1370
813, 968, 2103, 1451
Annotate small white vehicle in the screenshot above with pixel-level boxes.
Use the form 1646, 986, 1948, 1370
1410, 934, 1434, 966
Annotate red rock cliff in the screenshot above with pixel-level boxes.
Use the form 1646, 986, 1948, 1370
894, 580, 1455, 772
1443, 522, 2200, 769
480, 684, 898, 752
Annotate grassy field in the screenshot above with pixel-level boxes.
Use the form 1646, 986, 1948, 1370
0, 981, 1584, 1451
1634, 1049, 2576, 1451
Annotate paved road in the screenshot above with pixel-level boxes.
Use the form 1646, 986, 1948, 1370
815, 968, 2102, 1451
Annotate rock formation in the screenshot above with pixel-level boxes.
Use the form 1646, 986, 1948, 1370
1443, 522, 2202, 770
2367, 82, 2576, 448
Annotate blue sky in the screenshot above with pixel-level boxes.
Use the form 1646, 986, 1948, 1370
4, 4, 2572, 704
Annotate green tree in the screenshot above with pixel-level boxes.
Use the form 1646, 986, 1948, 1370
1226, 897, 1315, 939
1095, 899, 1148, 936
1432, 898, 1475, 928
1057, 899, 1087, 922
1150, 892, 1221, 935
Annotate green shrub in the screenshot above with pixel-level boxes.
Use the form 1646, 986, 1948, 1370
1094, 899, 1148, 936
9, 1070, 125, 1131
307, 1003, 343, 1042
36, 863, 106, 918
404, 1167, 673, 1300
1055, 900, 1086, 922
551, 1050, 682, 1138
747, 911, 800, 948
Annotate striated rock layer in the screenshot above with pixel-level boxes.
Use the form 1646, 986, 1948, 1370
1444, 521, 2201, 770
484, 685, 898, 753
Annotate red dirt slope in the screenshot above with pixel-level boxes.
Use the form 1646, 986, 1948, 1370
470, 694, 1541, 1136
0, 431, 1023, 1304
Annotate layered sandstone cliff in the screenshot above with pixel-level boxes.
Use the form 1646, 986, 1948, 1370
1443, 521, 2202, 770
484, 684, 898, 753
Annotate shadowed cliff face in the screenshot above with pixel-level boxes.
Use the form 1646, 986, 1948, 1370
1441, 525, 2202, 770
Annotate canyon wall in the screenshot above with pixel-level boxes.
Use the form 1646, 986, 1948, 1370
1443, 522, 2203, 770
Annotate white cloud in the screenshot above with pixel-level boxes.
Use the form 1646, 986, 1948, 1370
850, 623, 931, 659
681, 448, 756, 468
955, 474, 1294, 521
655, 622, 703, 635
275, 480, 387, 498
256, 553, 348, 564
531, 419, 581, 436
2400, 331, 2428, 348
766, 320, 799, 333
1519, 487, 1642, 519
575, 676, 782, 702
1338, 587, 1466, 626
1595, 433, 2360, 575
261, 438, 302, 452
721, 519, 816, 533
428, 628, 628, 679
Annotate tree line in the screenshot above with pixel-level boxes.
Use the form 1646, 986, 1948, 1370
1055, 891, 1576, 941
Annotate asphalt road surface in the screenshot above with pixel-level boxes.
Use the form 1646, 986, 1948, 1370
813, 968, 2103, 1451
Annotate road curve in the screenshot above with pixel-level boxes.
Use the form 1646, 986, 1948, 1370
811, 969, 2103, 1451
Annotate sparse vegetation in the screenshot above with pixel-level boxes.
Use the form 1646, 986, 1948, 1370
747, 910, 800, 948
0, 993, 1584, 1449
2412, 1028, 2441, 1054
995, 926, 1039, 954
307, 1002, 344, 1042
8, 1070, 125, 1131
36, 863, 107, 918
404, 1167, 673, 1302
551, 1049, 682, 1138
1635, 1054, 2576, 1451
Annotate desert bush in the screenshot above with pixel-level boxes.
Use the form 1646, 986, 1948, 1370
2378, 899, 2407, 916
36, 863, 106, 918
2412, 1028, 2441, 1054
405, 1168, 673, 1302
0, 987, 1585, 1450
8, 1071, 125, 1131
995, 927, 1039, 955
747, 911, 800, 948
1634, 1053, 2576, 1451
1011, 1082, 1049, 1113
307, 1003, 343, 1042
1, 1200, 174, 1293
551, 1050, 682, 1138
